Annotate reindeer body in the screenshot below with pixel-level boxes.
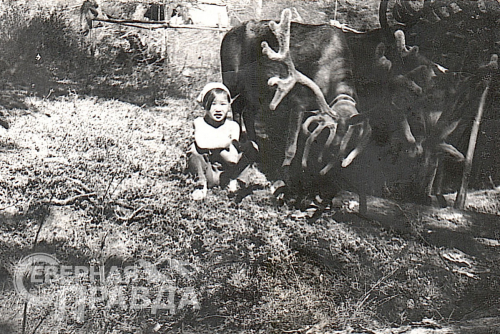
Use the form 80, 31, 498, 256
221, 15, 370, 213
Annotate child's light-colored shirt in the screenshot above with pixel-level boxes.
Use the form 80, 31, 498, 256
194, 117, 239, 149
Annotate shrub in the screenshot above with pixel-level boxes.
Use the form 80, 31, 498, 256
0, 2, 219, 105
0, 3, 92, 99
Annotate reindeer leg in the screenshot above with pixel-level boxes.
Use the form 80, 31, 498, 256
400, 114, 422, 157
242, 107, 257, 142
282, 110, 304, 167
434, 161, 447, 208
422, 153, 439, 206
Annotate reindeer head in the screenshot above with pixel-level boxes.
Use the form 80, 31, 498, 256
389, 31, 448, 108
372, 30, 458, 157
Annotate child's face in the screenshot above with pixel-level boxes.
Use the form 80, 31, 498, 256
206, 92, 230, 123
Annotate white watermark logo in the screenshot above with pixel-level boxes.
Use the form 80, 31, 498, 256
13, 253, 200, 322
14, 253, 60, 305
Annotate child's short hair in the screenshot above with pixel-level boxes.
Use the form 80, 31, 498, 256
201, 89, 230, 111
197, 82, 231, 110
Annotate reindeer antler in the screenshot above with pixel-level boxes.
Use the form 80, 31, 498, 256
261, 9, 335, 118
260, 8, 344, 170
395, 30, 419, 58
261, 9, 368, 173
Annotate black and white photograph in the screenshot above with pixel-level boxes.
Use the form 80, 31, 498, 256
0, 0, 499, 332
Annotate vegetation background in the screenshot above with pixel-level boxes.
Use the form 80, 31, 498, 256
0, 0, 499, 333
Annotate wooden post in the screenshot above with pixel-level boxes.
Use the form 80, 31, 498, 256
89, 21, 96, 57
454, 82, 490, 209
162, 0, 168, 61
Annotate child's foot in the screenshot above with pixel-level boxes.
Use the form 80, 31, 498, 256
227, 179, 239, 193
228, 179, 254, 203
192, 181, 207, 200
192, 188, 207, 200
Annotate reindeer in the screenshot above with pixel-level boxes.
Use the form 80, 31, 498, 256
404, 53, 498, 207
348, 27, 464, 206
360, 24, 498, 206
336, 0, 469, 206
221, 9, 372, 213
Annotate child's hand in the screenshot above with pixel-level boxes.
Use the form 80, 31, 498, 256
220, 143, 241, 164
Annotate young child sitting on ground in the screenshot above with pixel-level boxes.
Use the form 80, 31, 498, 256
187, 82, 258, 200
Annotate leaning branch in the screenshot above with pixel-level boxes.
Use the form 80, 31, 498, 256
44, 193, 97, 206
454, 82, 490, 209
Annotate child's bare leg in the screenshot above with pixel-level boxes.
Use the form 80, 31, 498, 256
187, 145, 208, 200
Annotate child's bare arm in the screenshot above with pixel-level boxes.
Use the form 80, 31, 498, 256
218, 122, 242, 164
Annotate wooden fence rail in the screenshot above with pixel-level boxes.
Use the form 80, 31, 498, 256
94, 18, 230, 32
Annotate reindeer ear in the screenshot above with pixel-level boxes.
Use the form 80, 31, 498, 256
408, 45, 419, 56
230, 94, 240, 105
348, 113, 367, 126
375, 42, 392, 71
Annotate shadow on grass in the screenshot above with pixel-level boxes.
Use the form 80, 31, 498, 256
353, 196, 500, 258
0, 323, 16, 334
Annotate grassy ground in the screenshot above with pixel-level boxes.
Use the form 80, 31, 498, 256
1, 94, 499, 333
0, 0, 499, 333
